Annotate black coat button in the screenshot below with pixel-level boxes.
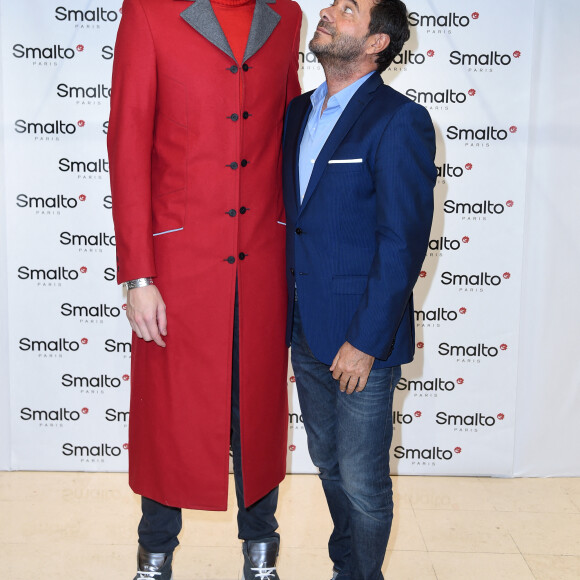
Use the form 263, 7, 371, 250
229, 65, 238, 74
295, 228, 303, 235
230, 114, 239, 122
241, 159, 248, 167
290, 268, 295, 275
239, 252, 246, 260
239, 206, 247, 214
227, 209, 237, 217
226, 256, 236, 264
243, 111, 250, 119
228, 162, 239, 170
242, 64, 249, 72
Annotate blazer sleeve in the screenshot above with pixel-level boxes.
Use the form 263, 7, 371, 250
107, 0, 157, 284
345, 101, 436, 361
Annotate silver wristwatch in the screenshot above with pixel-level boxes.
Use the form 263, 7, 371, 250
123, 277, 154, 290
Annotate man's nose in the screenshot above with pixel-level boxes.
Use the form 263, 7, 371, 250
319, 7, 332, 21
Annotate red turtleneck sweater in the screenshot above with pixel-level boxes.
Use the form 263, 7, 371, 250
212, 0, 256, 63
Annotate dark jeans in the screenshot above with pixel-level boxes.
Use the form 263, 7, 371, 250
138, 287, 279, 554
291, 298, 401, 580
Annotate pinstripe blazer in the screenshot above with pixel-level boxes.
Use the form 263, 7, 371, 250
283, 72, 437, 368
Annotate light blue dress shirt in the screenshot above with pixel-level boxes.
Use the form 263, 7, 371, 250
298, 72, 374, 204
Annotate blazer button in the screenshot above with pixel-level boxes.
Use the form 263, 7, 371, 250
226, 256, 236, 264
241, 159, 248, 167
243, 111, 250, 119
227, 209, 237, 217
295, 228, 303, 235
230, 113, 239, 122
229, 65, 238, 74
242, 64, 249, 72
227, 162, 239, 170
290, 268, 295, 276
239, 252, 246, 260
239, 206, 247, 214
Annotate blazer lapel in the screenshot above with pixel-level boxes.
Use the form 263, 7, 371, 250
180, 0, 235, 61
299, 73, 384, 214
243, 0, 281, 63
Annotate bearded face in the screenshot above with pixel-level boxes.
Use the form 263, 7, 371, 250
309, 19, 369, 65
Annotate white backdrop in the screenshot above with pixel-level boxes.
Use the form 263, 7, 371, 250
0, 0, 578, 477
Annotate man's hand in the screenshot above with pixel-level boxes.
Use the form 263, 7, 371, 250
126, 285, 167, 347
330, 342, 375, 394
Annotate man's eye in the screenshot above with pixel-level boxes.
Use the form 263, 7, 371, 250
344, 7, 353, 13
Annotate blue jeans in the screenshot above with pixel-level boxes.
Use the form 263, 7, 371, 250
291, 299, 401, 580
138, 284, 279, 553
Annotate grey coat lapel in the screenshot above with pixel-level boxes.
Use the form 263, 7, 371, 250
180, 0, 234, 61
180, 0, 280, 64
243, 0, 280, 63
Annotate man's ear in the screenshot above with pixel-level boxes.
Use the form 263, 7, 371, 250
367, 33, 390, 56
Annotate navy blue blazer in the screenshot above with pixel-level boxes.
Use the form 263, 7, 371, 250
283, 72, 437, 368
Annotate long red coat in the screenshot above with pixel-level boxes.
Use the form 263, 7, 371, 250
107, 0, 301, 510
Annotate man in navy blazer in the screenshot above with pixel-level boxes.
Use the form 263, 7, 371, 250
283, 1, 436, 578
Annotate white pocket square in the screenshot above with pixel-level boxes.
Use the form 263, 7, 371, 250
328, 158, 363, 164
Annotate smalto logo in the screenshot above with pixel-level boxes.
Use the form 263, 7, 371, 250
12, 43, 84, 67
436, 411, 505, 432
447, 125, 518, 147
438, 342, 509, 363
387, 49, 435, 72
59, 157, 109, 180
17, 265, 88, 287
406, 88, 476, 111
59, 231, 116, 253
20, 406, 87, 426
14, 119, 85, 142
55, 6, 121, 28
105, 339, 132, 358
299, 50, 321, 71
61, 302, 123, 323
57, 83, 111, 105
105, 408, 130, 424
61, 442, 128, 464
16, 193, 87, 215
415, 307, 467, 328
19, 337, 88, 358
62, 373, 129, 394
450, 49, 522, 73
441, 271, 511, 291
393, 410, 422, 427
289, 412, 305, 430
409, 11, 479, 34
444, 199, 514, 221
396, 376, 464, 398
101, 45, 114, 60
427, 235, 470, 257
393, 445, 462, 466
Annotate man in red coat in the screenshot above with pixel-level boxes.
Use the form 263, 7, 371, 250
107, 0, 302, 578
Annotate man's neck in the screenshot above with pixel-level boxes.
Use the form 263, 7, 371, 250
320, 63, 375, 112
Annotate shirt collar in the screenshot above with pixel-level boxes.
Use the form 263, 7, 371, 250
309, 71, 376, 114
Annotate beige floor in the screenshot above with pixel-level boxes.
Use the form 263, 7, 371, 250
1, 473, 580, 579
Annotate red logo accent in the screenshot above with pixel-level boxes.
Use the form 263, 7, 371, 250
77, 120, 85, 127
455, 447, 462, 454
419, 271, 427, 278
459, 307, 467, 315
468, 89, 476, 97
81, 408, 89, 414
122, 374, 130, 381
497, 413, 505, 420
81, 338, 88, 345
465, 163, 473, 170
80, 266, 87, 274
513, 50, 521, 58
506, 200, 514, 208
123, 443, 129, 450
122, 304, 127, 310
417, 342, 424, 349
78, 194, 86, 202
427, 50, 435, 58
76, 44, 84, 52
457, 378, 464, 385
414, 411, 422, 418
472, 12, 480, 19
510, 126, 518, 134
289, 376, 296, 383
503, 272, 511, 279
500, 344, 508, 351
289, 445, 296, 452
462, 236, 470, 244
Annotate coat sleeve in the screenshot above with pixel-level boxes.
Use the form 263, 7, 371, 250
107, 0, 157, 284
345, 102, 436, 361
285, 4, 302, 109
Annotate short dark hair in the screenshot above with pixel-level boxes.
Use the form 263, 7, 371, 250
368, 0, 411, 73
